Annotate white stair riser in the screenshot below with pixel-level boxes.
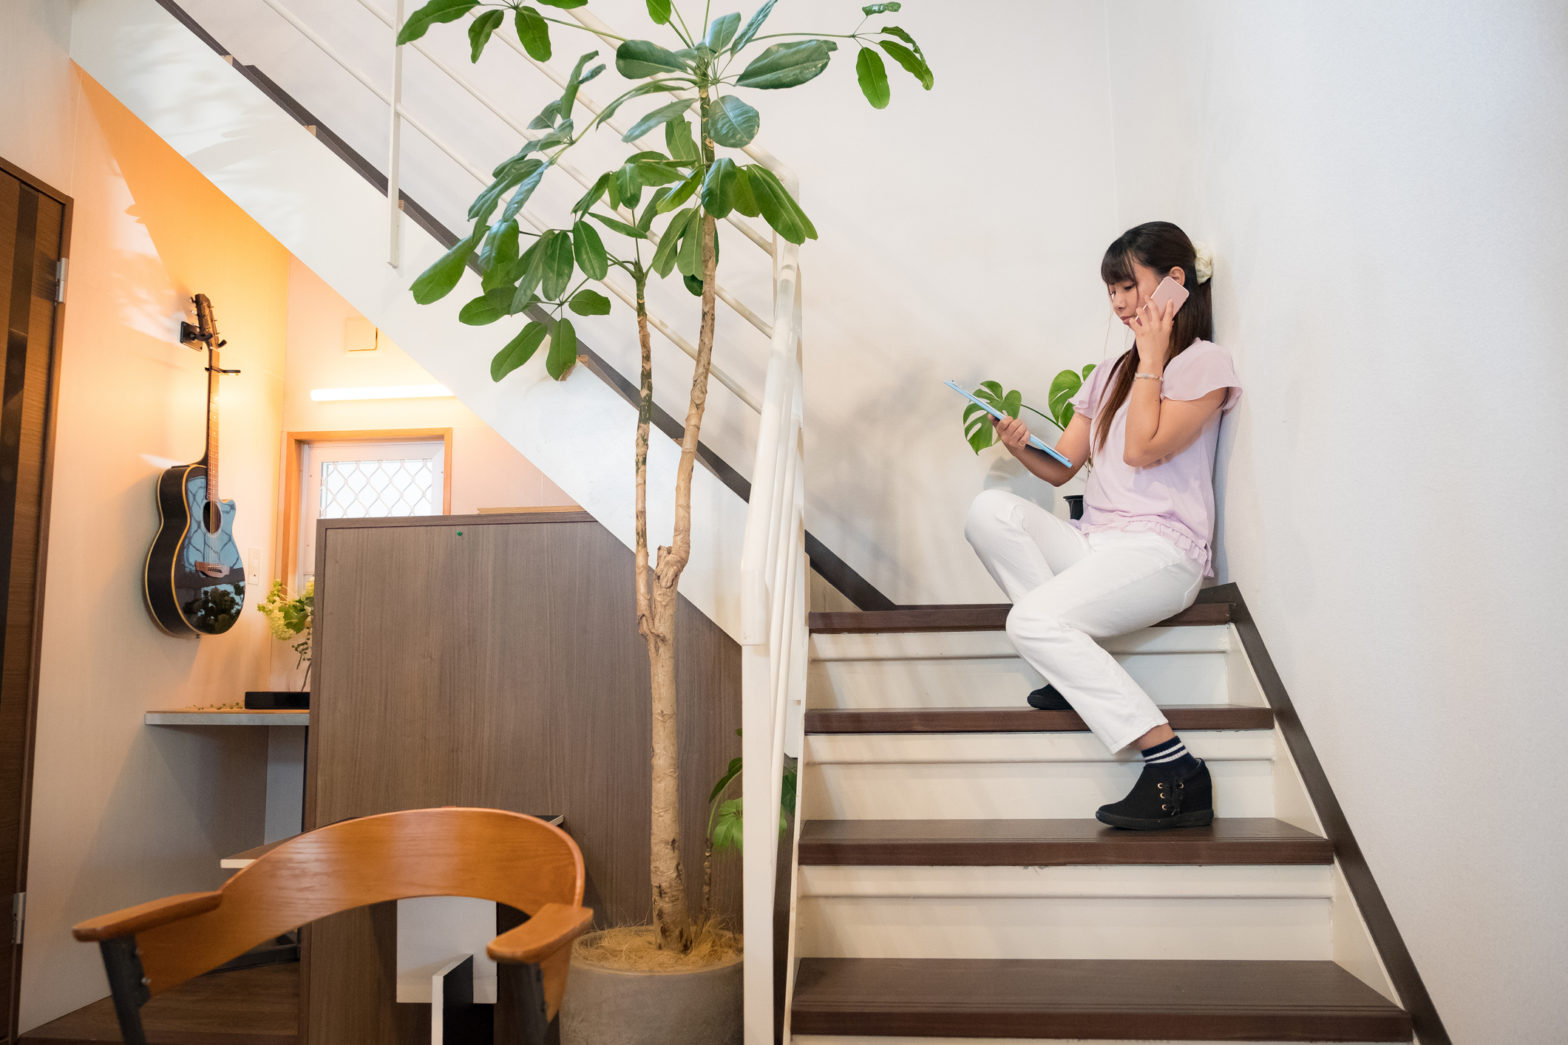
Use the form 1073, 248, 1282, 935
809, 626, 1231, 662
798, 863, 1332, 900
805, 730, 1273, 766
802, 759, 1275, 820
794, 895, 1332, 960
795, 1038, 1404, 1044
808, 651, 1234, 710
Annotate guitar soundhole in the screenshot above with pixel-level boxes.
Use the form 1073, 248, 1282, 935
203, 500, 222, 534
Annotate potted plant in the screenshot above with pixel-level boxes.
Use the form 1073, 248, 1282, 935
397, 1, 931, 1040
247, 580, 313, 709
961, 362, 1095, 518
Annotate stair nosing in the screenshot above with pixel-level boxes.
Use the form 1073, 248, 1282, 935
796, 817, 1332, 867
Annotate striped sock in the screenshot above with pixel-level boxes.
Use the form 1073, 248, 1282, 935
1141, 735, 1200, 776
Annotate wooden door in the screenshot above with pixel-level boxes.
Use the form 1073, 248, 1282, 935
0, 158, 68, 1044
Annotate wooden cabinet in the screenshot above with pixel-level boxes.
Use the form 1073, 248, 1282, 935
303, 511, 741, 1043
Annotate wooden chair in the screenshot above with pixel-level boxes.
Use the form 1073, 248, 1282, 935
72, 807, 594, 1045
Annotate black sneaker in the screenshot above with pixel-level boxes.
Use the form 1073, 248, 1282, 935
1026, 684, 1073, 711
1095, 759, 1214, 830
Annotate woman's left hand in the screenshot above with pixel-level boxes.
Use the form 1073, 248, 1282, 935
1130, 297, 1178, 371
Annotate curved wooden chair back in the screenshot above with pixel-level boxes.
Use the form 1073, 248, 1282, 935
73, 808, 590, 1041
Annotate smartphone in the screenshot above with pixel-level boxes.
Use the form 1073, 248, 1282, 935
1148, 275, 1189, 314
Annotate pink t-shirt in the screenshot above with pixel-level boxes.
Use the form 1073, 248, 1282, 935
1069, 339, 1242, 577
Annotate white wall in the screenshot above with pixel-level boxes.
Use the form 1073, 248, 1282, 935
5, 16, 287, 1025
1105, 3, 1568, 1040
280, 258, 575, 516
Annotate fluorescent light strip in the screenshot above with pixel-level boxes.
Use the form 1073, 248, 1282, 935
309, 384, 454, 402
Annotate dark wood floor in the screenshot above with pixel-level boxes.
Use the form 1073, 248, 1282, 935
20, 964, 297, 1045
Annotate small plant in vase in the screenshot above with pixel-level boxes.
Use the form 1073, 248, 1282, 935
961, 364, 1095, 518
250, 580, 314, 709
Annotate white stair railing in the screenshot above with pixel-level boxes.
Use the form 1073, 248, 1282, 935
208, 3, 810, 1041
739, 217, 807, 1045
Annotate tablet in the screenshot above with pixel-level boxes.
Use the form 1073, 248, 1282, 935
946, 380, 1073, 468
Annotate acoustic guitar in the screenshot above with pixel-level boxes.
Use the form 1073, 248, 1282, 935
143, 293, 246, 636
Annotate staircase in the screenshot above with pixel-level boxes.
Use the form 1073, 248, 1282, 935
780, 593, 1414, 1042
69, 3, 1438, 1040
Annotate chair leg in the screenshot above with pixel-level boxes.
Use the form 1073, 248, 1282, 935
98, 936, 150, 1045
494, 962, 548, 1045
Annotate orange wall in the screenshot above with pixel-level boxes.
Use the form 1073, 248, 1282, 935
19, 73, 288, 1029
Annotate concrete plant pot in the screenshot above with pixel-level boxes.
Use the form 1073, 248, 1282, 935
559, 931, 743, 1045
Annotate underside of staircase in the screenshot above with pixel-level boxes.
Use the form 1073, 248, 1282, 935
781, 587, 1426, 1043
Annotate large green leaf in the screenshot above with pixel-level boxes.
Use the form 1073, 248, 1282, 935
658, 169, 702, 213
467, 9, 504, 61
587, 211, 645, 239
571, 220, 609, 278
572, 172, 610, 216
704, 12, 741, 51
559, 50, 601, 120
708, 94, 760, 147
878, 38, 932, 89
745, 165, 817, 243
701, 157, 738, 218
650, 207, 695, 277
731, 0, 777, 53
616, 39, 691, 79
469, 160, 534, 223
491, 321, 548, 381
710, 798, 744, 852
410, 225, 482, 304
1048, 366, 1091, 429
536, 0, 588, 8
514, 6, 551, 61
458, 292, 504, 325
665, 117, 698, 162
676, 212, 706, 277
501, 161, 551, 221
541, 230, 577, 300
396, 0, 477, 44
545, 317, 578, 379
568, 289, 612, 316
490, 139, 540, 180
595, 80, 682, 130
478, 219, 520, 289
634, 159, 685, 186
645, 0, 672, 24
621, 98, 694, 143
735, 40, 836, 89
730, 167, 760, 217
511, 237, 549, 301
855, 47, 890, 109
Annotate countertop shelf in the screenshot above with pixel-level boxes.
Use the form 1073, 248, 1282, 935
145, 709, 308, 726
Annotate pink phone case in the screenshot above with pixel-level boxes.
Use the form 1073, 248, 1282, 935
1149, 276, 1189, 313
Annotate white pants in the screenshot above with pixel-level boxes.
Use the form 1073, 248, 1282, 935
963, 489, 1204, 753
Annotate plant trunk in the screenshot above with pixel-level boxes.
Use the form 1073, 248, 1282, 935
643, 84, 724, 952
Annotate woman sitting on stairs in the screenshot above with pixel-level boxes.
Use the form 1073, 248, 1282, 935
965, 220, 1242, 831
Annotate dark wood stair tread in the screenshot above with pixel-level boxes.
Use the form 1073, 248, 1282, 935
811, 591, 1232, 634
806, 704, 1273, 734
791, 958, 1411, 1041
798, 817, 1331, 866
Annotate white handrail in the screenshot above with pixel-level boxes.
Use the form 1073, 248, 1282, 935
738, 223, 807, 1044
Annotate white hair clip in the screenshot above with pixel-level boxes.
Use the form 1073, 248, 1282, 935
1193, 242, 1214, 284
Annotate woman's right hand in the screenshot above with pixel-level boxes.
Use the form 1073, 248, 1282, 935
992, 414, 1031, 457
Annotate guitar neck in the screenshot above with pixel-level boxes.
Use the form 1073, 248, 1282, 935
206, 346, 219, 502
193, 293, 221, 503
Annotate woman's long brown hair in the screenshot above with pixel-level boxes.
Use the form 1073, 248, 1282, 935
1092, 222, 1214, 456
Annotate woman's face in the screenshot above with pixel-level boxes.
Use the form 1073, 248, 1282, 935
1107, 259, 1179, 327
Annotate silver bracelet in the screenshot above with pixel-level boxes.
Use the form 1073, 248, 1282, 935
1134, 371, 1162, 381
